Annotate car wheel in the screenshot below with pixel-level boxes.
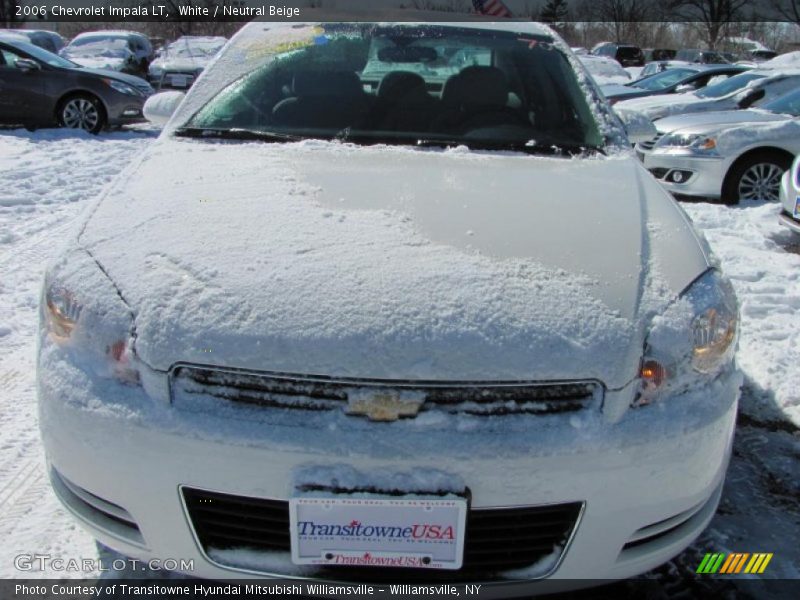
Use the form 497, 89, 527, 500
58, 94, 106, 134
722, 151, 791, 205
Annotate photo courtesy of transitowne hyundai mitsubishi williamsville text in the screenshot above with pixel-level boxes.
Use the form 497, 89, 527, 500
37, 20, 741, 595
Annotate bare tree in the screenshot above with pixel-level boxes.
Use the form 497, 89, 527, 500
0, 0, 20, 26
668, 0, 750, 47
576, 0, 653, 44
771, 0, 800, 24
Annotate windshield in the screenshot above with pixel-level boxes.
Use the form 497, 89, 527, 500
631, 68, 697, 90
183, 24, 603, 153
65, 37, 129, 57
165, 37, 225, 58
9, 40, 76, 68
695, 72, 765, 98
762, 88, 800, 116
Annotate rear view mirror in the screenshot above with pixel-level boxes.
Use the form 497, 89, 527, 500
143, 91, 185, 126
378, 46, 438, 63
614, 107, 657, 145
15, 58, 41, 72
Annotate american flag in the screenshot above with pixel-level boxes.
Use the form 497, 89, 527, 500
472, 0, 513, 18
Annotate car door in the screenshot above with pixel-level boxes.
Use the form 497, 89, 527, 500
0, 45, 47, 124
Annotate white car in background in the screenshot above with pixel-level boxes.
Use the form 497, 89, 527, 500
779, 155, 800, 234
38, 21, 740, 591
639, 87, 800, 204
61, 31, 153, 75
577, 54, 631, 85
615, 68, 800, 121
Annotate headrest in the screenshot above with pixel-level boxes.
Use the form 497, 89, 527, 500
441, 66, 509, 106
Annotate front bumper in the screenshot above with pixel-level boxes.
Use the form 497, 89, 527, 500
38, 343, 740, 594
642, 151, 730, 200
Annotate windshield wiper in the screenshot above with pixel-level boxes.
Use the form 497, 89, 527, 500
414, 137, 604, 156
174, 127, 303, 142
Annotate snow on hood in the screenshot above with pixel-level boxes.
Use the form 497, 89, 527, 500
762, 51, 800, 68
614, 91, 705, 119
654, 108, 789, 135
712, 119, 800, 155
70, 56, 127, 71
76, 139, 708, 386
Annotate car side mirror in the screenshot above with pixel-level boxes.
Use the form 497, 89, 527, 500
143, 91, 185, 126
738, 88, 765, 109
614, 107, 658, 145
15, 58, 41, 72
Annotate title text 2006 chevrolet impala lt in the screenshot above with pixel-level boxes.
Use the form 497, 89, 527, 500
38, 22, 740, 594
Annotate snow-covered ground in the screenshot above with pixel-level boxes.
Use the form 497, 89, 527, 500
0, 128, 798, 588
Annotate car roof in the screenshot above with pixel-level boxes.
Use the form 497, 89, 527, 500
72, 30, 147, 40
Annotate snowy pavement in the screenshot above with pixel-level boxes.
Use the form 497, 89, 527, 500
0, 129, 798, 586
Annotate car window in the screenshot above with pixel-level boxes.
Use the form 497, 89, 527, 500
762, 88, 800, 116
184, 24, 604, 153
695, 72, 765, 98
759, 76, 800, 102
632, 68, 696, 90
0, 48, 22, 68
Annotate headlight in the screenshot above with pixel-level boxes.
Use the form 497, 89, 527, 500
104, 78, 142, 96
636, 269, 738, 405
42, 273, 140, 385
657, 132, 718, 152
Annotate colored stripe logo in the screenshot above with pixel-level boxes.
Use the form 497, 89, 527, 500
697, 552, 773, 574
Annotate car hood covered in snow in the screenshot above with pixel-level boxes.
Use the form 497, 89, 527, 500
653, 108, 789, 135
77, 140, 709, 387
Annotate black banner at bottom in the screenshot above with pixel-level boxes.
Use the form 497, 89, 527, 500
3, 578, 800, 600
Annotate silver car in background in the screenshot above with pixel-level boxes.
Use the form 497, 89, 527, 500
147, 35, 227, 90
779, 155, 800, 234
640, 87, 800, 204
616, 68, 800, 121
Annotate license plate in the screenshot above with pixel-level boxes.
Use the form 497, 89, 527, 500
289, 496, 467, 570
794, 195, 800, 218
170, 75, 190, 88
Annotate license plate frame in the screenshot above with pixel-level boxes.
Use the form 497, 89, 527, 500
289, 496, 467, 570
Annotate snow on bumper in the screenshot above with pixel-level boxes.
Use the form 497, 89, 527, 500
38, 342, 740, 591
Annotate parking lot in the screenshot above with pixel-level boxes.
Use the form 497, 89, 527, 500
0, 126, 798, 589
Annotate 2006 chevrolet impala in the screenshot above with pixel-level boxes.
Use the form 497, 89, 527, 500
38, 21, 740, 594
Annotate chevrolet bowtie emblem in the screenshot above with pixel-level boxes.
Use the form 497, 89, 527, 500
345, 391, 425, 422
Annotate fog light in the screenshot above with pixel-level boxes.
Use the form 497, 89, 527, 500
122, 109, 141, 117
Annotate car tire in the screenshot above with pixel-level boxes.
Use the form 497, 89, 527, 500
721, 150, 791, 205
57, 94, 106, 134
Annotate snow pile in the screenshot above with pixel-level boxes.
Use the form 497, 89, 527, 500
683, 200, 800, 426
713, 119, 800, 155
762, 50, 800, 69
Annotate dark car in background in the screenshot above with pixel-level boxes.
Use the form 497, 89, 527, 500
675, 49, 731, 64
0, 29, 65, 53
0, 36, 153, 133
592, 42, 645, 67
644, 48, 676, 62
601, 64, 749, 104
61, 31, 154, 76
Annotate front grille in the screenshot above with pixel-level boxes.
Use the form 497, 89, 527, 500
170, 365, 601, 418
637, 132, 664, 152
182, 487, 582, 580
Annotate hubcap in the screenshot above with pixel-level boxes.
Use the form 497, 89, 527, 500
62, 98, 99, 131
738, 162, 784, 202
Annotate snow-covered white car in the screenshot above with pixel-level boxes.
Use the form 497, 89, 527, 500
577, 54, 631, 85
639, 87, 800, 204
38, 22, 741, 590
61, 31, 153, 76
779, 154, 800, 234
615, 68, 800, 121
147, 36, 227, 90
